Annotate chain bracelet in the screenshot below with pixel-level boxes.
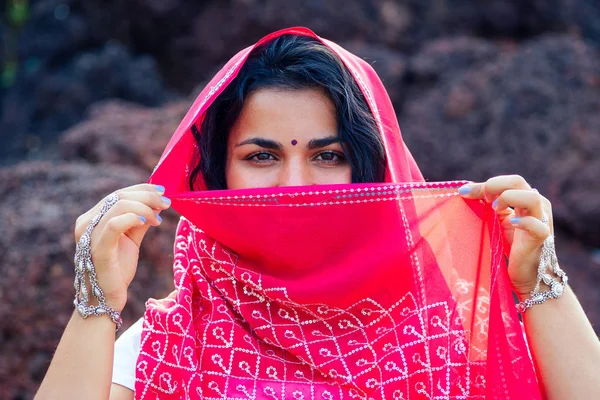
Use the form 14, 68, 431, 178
515, 211, 568, 313
73, 192, 123, 330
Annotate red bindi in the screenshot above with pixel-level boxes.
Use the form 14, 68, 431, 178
291, 139, 298, 146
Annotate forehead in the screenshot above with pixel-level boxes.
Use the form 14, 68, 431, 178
229, 88, 337, 139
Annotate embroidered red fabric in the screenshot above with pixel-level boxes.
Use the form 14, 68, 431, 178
140, 27, 542, 399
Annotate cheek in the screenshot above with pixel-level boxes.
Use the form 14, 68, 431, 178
316, 165, 352, 185
343, 167, 352, 184
225, 157, 244, 189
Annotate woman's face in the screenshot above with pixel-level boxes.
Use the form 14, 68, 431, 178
226, 88, 351, 189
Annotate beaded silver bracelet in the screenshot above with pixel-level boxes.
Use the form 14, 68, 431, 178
515, 211, 568, 313
73, 192, 123, 330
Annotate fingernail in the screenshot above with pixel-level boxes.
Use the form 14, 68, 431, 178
161, 196, 171, 205
139, 215, 147, 223
154, 185, 165, 194
156, 213, 162, 223
458, 186, 471, 195
492, 199, 498, 209
510, 217, 521, 225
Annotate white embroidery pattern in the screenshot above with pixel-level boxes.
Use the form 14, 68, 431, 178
132, 183, 527, 399
175, 181, 467, 207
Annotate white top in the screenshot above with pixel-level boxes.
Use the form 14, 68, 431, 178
112, 318, 144, 391
111, 318, 533, 393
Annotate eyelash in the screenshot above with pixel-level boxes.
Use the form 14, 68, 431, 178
315, 151, 346, 164
244, 151, 346, 165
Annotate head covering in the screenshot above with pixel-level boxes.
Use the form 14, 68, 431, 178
139, 27, 541, 399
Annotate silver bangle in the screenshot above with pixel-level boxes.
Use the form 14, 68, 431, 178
516, 211, 568, 313
73, 192, 123, 330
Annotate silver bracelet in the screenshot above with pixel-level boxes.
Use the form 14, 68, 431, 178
516, 211, 568, 313
73, 192, 123, 330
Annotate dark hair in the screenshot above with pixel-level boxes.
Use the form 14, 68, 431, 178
188, 34, 386, 190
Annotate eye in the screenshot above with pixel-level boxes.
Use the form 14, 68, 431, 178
314, 151, 346, 164
245, 151, 278, 164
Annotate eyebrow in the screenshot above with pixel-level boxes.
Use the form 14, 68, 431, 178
236, 138, 282, 150
236, 136, 341, 150
307, 136, 340, 150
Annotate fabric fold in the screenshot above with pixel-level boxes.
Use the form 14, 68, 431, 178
135, 183, 541, 399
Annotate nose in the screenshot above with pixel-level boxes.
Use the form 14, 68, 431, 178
277, 160, 312, 187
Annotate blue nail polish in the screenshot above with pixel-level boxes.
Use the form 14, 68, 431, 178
510, 217, 521, 225
156, 213, 162, 223
154, 185, 165, 194
139, 215, 147, 223
492, 199, 498, 208
458, 186, 471, 195
161, 196, 171, 205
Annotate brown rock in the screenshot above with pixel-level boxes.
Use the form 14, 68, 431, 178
0, 161, 178, 399
339, 41, 408, 106
60, 100, 189, 169
407, 36, 501, 84
553, 231, 600, 330
400, 35, 600, 248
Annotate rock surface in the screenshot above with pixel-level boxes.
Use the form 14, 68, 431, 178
401, 35, 600, 247
0, 161, 178, 399
60, 99, 189, 170
3, 0, 600, 166
1, 38, 174, 165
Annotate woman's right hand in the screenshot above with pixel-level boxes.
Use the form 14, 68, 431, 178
74, 184, 171, 313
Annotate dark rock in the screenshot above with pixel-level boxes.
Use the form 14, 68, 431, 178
5, 0, 600, 169
18, 0, 96, 63
0, 161, 178, 399
404, 0, 600, 46
340, 41, 408, 107
59, 99, 189, 169
36, 0, 598, 93
0, 20, 6, 72
400, 35, 600, 247
406, 36, 502, 85
554, 230, 600, 332
159, 0, 406, 91
1, 39, 174, 166
125, 0, 600, 90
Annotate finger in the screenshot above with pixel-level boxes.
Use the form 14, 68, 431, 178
88, 198, 162, 248
89, 184, 165, 217
99, 199, 165, 250
123, 217, 153, 247
106, 184, 166, 210
126, 183, 166, 194
509, 215, 551, 241
107, 195, 169, 245
115, 193, 171, 244
116, 190, 171, 211
458, 175, 531, 203
96, 212, 148, 250
98, 199, 163, 231
76, 187, 169, 241
537, 191, 553, 210
492, 189, 544, 219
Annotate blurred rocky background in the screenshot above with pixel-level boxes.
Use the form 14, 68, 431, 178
1, 0, 599, 398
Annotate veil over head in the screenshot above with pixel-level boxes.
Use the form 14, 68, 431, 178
139, 27, 542, 399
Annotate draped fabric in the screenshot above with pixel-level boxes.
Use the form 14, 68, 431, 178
138, 27, 542, 399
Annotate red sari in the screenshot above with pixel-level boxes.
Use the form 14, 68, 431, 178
141, 27, 542, 399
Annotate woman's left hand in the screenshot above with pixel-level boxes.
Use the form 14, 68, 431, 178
458, 175, 553, 297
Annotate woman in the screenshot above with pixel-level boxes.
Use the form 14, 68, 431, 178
37, 27, 600, 399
